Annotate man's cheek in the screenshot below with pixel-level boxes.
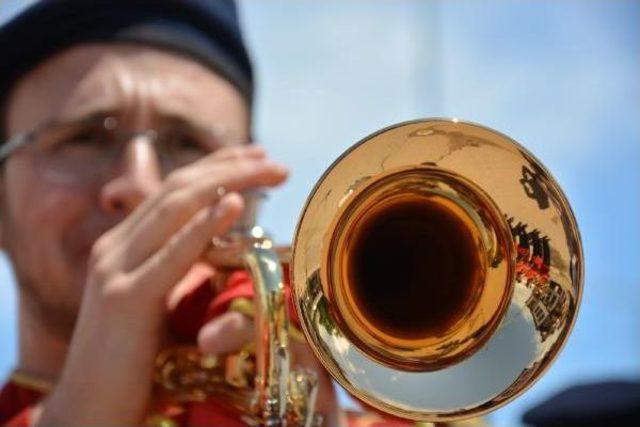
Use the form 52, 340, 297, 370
26, 189, 92, 272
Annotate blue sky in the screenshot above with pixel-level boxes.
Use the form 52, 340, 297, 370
1, 1, 638, 426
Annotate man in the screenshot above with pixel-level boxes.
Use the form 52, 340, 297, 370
0, 0, 347, 425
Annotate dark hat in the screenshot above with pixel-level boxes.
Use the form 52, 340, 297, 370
522, 380, 640, 426
0, 0, 254, 124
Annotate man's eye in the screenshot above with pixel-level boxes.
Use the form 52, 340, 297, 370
42, 128, 114, 159
65, 129, 105, 146
166, 130, 208, 153
175, 135, 199, 149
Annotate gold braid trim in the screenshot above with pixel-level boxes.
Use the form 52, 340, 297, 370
9, 370, 54, 394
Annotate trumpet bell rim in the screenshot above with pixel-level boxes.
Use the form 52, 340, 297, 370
323, 166, 515, 372
291, 118, 583, 421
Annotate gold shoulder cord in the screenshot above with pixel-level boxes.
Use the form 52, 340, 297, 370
9, 369, 54, 394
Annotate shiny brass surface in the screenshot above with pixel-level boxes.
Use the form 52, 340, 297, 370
244, 246, 319, 426
292, 118, 583, 422
323, 168, 514, 372
155, 242, 320, 426
156, 118, 583, 425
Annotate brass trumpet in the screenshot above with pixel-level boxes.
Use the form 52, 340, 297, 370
153, 119, 584, 426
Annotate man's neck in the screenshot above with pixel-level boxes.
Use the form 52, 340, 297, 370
17, 293, 70, 381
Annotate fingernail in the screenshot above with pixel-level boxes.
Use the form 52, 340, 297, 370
248, 144, 265, 153
262, 159, 287, 172
215, 192, 243, 215
198, 322, 221, 354
274, 163, 289, 175
209, 199, 232, 220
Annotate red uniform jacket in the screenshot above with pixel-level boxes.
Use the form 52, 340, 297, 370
0, 270, 412, 426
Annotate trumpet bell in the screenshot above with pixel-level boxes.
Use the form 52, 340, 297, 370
291, 119, 583, 422
326, 167, 515, 373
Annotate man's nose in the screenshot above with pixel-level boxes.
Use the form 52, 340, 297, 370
99, 138, 162, 215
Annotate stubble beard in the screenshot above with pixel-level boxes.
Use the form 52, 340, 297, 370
17, 272, 82, 342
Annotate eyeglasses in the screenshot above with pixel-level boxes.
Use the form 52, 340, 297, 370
0, 115, 241, 185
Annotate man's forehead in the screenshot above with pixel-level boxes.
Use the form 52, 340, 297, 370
8, 43, 247, 132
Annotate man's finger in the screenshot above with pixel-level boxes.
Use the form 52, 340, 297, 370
98, 145, 266, 248
130, 192, 244, 300
197, 311, 254, 355
109, 158, 287, 270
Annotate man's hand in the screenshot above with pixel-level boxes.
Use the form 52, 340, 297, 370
37, 146, 288, 426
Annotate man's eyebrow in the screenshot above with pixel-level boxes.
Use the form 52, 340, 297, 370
55, 109, 119, 125
50, 110, 235, 143
156, 114, 236, 143
158, 114, 209, 131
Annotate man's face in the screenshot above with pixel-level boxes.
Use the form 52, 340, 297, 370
1, 44, 249, 334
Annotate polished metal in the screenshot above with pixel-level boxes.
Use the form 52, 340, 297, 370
292, 118, 583, 422
155, 240, 319, 427
155, 118, 583, 425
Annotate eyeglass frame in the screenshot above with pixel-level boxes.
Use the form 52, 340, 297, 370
0, 114, 265, 234
0, 114, 245, 183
